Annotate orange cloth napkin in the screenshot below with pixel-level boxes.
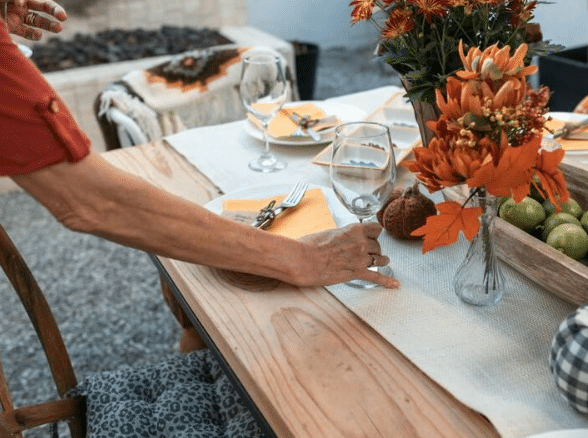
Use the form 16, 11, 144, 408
545, 118, 588, 151
222, 187, 337, 239
247, 103, 327, 138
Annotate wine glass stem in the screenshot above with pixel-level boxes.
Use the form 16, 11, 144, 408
261, 121, 273, 160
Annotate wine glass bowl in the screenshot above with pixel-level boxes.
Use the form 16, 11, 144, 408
239, 53, 288, 173
330, 122, 396, 288
331, 122, 396, 220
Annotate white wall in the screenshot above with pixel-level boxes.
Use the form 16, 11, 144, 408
247, 0, 587, 50
533, 0, 587, 49
246, 0, 379, 49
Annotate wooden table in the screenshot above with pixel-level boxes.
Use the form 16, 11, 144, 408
102, 140, 501, 438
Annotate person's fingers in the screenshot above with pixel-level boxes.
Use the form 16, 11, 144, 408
26, 12, 62, 32
10, 23, 41, 40
368, 253, 390, 267
358, 269, 400, 288
27, 0, 66, 20
4, 0, 27, 6
360, 221, 384, 239
365, 238, 382, 256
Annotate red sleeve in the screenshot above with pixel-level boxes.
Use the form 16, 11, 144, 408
0, 20, 90, 176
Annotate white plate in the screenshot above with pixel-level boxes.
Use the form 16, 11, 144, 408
547, 111, 588, 155
243, 101, 367, 146
204, 183, 356, 228
524, 429, 588, 438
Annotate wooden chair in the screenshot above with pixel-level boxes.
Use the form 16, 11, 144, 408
0, 221, 266, 438
0, 221, 86, 437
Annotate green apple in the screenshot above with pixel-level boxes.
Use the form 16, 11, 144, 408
546, 223, 588, 260
541, 212, 581, 241
543, 198, 583, 218
582, 210, 588, 234
499, 197, 546, 233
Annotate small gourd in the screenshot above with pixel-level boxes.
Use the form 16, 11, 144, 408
377, 181, 436, 240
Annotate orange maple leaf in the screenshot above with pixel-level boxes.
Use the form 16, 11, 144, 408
411, 201, 483, 253
534, 148, 569, 206
467, 134, 540, 202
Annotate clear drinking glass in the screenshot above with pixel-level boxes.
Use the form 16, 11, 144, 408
330, 122, 396, 288
239, 53, 288, 172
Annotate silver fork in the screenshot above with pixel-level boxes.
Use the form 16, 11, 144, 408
251, 182, 309, 229
288, 113, 321, 141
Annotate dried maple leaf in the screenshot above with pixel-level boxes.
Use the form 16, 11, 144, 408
534, 148, 569, 206
411, 201, 483, 253
466, 134, 540, 202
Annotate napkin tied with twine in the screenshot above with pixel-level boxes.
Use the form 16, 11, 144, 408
545, 118, 588, 151
222, 188, 337, 239
248, 103, 337, 138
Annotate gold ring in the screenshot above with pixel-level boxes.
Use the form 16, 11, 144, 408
24, 12, 36, 26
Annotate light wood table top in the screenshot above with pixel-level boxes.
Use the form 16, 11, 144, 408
102, 140, 500, 438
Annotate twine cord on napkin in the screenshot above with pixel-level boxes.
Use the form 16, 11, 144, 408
545, 119, 588, 150
248, 103, 339, 138
222, 188, 337, 240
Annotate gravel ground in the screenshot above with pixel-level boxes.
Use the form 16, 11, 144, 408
0, 44, 398, 438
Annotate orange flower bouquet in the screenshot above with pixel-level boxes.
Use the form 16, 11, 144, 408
349, 0, 562, 105
404, 41, 569, 253
402, 41, 569, 305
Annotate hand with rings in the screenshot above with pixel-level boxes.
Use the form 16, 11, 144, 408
2, 0, 67, 41
296, 222, 399, 289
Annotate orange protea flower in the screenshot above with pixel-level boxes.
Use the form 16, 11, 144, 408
407, 0, 449, 22
434, 76, 484, 120
381, 8, 415, 39
457, 40, 538, 82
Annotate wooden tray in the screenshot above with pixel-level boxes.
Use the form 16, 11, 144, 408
445, 161, 588, 307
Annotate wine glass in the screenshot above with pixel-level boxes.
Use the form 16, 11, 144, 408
239, 53, 288, 172
330, 122, 396, 288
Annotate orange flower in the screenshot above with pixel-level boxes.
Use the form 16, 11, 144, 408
381, 8, 415, 39
407, 0, 449, 22
508, 0, 537, 27
350, 0, 396, 24
403, 134, 500, 192
349, 0, 377, 24
457, 40, 538, 82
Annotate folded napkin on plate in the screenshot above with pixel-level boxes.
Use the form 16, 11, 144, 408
545, 118, 588, 151
222, 187, 337, 239
248, 103, 337, 138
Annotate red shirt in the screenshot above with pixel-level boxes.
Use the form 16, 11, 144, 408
0, 20, 90, 176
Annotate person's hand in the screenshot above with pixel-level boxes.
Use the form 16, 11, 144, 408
296, 222, 400, 288
2, 0, 67, 41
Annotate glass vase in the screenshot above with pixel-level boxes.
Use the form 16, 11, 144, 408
453, 192, 505, 306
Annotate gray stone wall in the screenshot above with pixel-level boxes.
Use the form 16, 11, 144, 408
56, 0, 248, 40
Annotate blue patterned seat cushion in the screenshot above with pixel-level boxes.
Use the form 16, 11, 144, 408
70, 349, 267, 438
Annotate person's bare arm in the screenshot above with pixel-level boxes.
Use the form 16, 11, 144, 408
11, 151, 399, 288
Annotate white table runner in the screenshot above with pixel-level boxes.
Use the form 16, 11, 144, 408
165, 85, 588, 437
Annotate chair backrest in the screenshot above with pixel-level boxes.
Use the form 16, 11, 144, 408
0, 222, 86, 438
